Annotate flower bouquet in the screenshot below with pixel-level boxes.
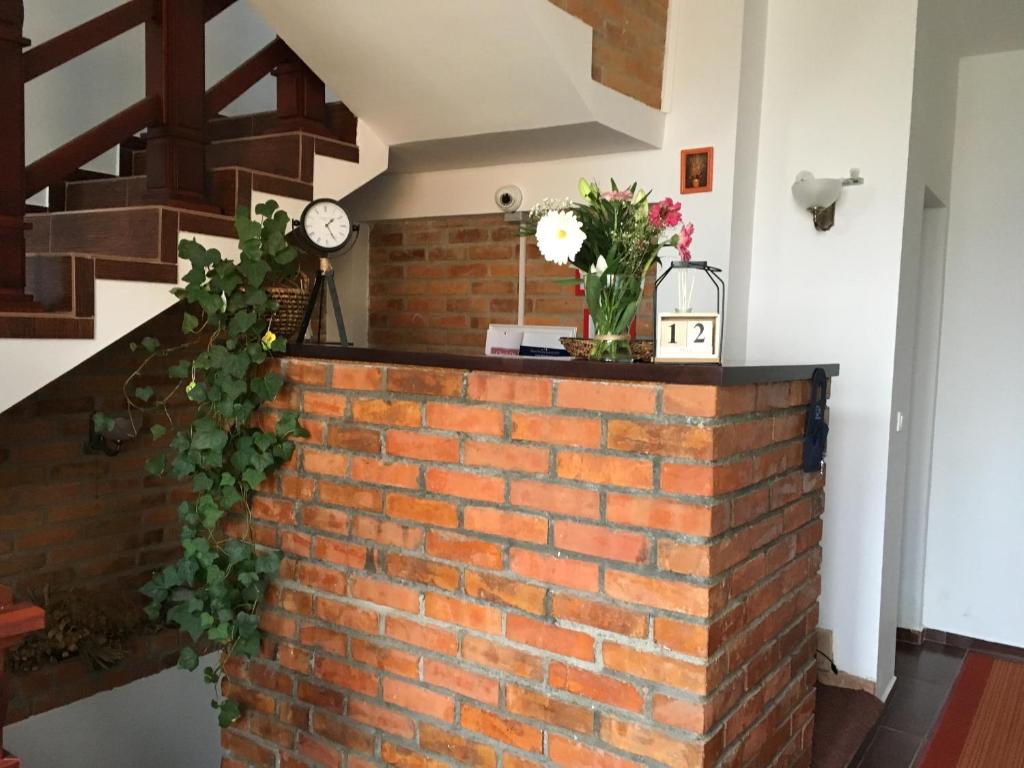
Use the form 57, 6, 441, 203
525, 178, 693, 361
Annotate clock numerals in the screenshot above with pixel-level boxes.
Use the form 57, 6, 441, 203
301, 199, 351, 252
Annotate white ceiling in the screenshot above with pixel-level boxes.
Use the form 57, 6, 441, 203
248, 0, 664, 172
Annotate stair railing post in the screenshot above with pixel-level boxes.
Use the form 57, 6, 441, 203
143, 0, 211, 210
274, 46, 331, 136
0, 0, 36, 311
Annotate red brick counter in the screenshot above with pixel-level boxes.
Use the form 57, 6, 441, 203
223, 354, 832, 768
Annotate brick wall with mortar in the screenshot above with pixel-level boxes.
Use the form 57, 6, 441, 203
222, 356, 825, 768
547, 0, 670, 108
0, 307, 190, 721
369, 215, 655, 356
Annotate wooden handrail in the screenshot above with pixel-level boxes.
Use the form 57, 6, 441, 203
204, 0, 240, 22
23, 0, 155, 82
25, 95, 160, 196
205, 38, 290, 116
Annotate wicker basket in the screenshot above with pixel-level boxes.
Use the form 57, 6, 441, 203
266, 277, 311, 340
560, 337, 654, 363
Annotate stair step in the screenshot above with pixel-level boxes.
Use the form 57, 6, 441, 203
26, 206, 234, 270
207, 131, 358, 183
0, 313, 93, 339
62, 132, 355, 213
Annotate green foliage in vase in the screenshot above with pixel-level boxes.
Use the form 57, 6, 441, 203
522, 178, 689, 360
95, 200, 308, 728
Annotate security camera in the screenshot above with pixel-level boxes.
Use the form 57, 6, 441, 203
495, 185, 523, 213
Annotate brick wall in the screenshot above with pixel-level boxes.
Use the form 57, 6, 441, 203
547, 0, 670, 108
0, 307, 189, 720
369, 215, 655, 356
223, 357, 825, 767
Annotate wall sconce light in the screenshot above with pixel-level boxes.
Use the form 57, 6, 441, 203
792, 168, 864, 231
86, 412, 138, 457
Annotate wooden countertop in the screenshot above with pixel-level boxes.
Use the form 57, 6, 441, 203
288, 344, 839, 387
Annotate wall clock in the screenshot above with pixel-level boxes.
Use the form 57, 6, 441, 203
297, 198, 354, 252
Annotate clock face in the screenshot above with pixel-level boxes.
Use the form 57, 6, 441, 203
300, 199, 351, 251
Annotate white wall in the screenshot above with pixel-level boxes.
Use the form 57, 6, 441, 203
896, 204, 948, 630
891, 0, 961, 642
5, 654, 221, 768
922, 49, 1024, 645
743, 0, 918, 687
344, 0, 750, 345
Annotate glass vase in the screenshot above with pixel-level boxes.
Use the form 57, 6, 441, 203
585, 273, 643, 363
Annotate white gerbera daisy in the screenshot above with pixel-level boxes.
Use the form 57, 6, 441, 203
535, 210, 585, 266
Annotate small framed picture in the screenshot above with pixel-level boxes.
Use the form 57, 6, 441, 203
680, 147, 714, 194
656, 312, 721, 363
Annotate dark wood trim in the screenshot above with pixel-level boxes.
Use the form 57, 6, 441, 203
203, 0, 239, 22
143, 0, 213, 210
0, 0, 34, 310
274, 53, 330, 136
23, 0, 155, 81
74, 255, 94, 317
0, 314, 93, 338
119, 135, 146, 177
25, 96, 160, 197
93, 258, 176, 282
205, 38, 290, 116
288, 344, 840, 387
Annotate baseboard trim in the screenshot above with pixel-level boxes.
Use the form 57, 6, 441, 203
898, 625, 1024, 660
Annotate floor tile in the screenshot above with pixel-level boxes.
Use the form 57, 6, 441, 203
880, 677, 950, 737
895, 641, 965, 687
855, 726, 922, 768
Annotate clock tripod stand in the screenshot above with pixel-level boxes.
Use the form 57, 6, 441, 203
296, 254, 348, 345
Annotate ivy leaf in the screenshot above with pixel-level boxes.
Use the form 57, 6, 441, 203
224, 539, 251, 566
134, 386, 154, 403
203, 666, 220, 685
272, 245, 297, 265
177, 646, 199, 671
241, 467, 265, 489
228, 310, 257, 338
168, 359, 191, 379
92, 412, 115, 434
182, 312, 199, 334
150, 424, 167, 440
145, 454, 166, 476
254, 200, 279, 219
141, 337, 160, 353
217, 698, 242, 728
237, 259, 270, 288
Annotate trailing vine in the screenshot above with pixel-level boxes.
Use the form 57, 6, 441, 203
95, 200, 308, 727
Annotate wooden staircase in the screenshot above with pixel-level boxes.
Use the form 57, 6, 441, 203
10, 113, 359, 339
0, 0, 364, 341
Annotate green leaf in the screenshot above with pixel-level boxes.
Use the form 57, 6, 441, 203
237, 259, 270, 288
217, 698, 242, 728
145, 454, 166, 476
140, 337, 160, 353
150, 424, 167, 440
254, 200, 279, 219
182, 312, 199, 334
92, 412, 115, 434
177, 646, 199, 671
134, 386, 154, 403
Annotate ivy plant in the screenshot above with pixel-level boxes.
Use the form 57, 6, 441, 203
96, 200, 308, 727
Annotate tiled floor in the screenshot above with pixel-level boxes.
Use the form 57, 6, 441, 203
850, 641, 966, 767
